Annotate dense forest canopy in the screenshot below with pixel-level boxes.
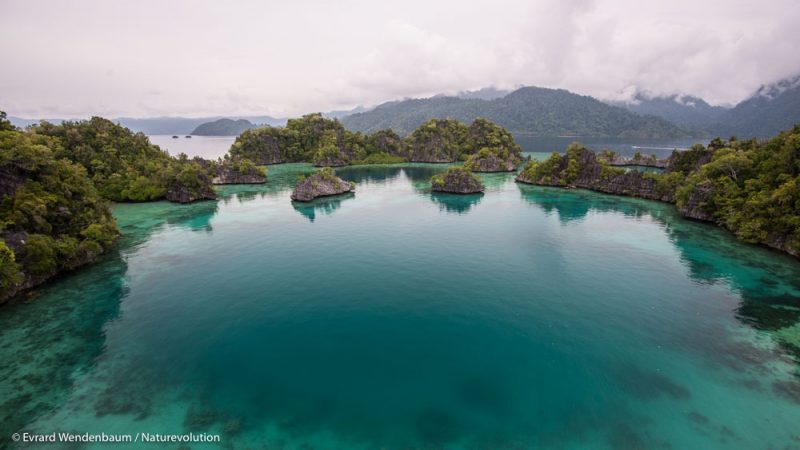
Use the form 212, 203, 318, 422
0, 112, 119, 301
231, 114, 523, 166
29, 117, 216, 202
0, 111, 264, 301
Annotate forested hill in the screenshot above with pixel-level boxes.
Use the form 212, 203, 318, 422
613, 75, 800, 139
340, 86, 692, 138
612, 93, 728, 128
714, 75, 800, 138
191, 118, 256, 136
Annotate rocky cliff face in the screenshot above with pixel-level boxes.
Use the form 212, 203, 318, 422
431, 167, 484, 194
247, 132, 286, 165
679, 182, 715, 221
405, 119, 466, 163
312, 152, 350, 167
367, 130, 407, 159
0, 165, 26, 197
2, 230, 102, 304
515, 148, 673, 202
291, 169, 355, 202
465, 151, 522, 172
166, 178, 217, 203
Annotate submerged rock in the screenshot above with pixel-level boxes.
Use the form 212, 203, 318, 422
291, 167, 355, 202
431, 167, 484, 194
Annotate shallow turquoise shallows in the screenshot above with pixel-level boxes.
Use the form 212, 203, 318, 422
2, 163, 800, 450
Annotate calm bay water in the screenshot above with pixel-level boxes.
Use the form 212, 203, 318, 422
1, 163, 799, 449
514, 136, 701, 159
148, 135, 236, 160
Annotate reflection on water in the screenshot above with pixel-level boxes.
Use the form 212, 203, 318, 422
430, 192, 483, 214
292, 193, 355, 222
0, 198, 222, 441
518, 181, 800, 370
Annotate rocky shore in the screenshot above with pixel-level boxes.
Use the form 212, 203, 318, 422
291, 167, 355, 202
516, 147, 674, 202
515, 136, 799, 258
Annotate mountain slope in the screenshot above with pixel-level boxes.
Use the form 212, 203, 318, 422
191, 118, 256, 136
614, 93, 728, 128
341, 87, 691, 138
714, 75, 800, 138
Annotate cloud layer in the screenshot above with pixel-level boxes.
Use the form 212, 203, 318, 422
2, 0, 799, 118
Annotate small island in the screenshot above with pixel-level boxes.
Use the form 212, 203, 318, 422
291, 167, 355, 202
191, 118, 256, 136
229, 114, 522, 167
431, 166, 484, 194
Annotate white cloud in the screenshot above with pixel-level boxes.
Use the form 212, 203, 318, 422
1, 0, 799, 118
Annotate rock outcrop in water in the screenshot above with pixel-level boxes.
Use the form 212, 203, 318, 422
229, 115, 523, 167
291, 167, 355, 202
431, 167, 484, 194
166, 173, 218, 203
516, 145, 674, 202
405, 118, 523, 164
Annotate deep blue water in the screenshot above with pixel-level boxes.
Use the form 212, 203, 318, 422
1, 163, 799, 449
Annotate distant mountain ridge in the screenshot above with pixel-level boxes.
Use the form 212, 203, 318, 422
191, 118, 256, 136
612, 93, 728, 128
714, 75, 800, 138
9, 74, 799, 139
614, 74, 800, 138
8, 115, 286, 135
341, 86, 692, 138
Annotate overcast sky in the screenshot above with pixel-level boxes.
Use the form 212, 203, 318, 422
2, 0, 800, 118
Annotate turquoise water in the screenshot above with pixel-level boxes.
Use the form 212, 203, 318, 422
2, 163, 800, 449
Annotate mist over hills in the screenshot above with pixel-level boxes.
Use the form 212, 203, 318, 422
612, 93, 729, 128
714, 75, 800, 138
614, 74, 800, 138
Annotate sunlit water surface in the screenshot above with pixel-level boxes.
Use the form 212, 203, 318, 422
1, 163, 799, 450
